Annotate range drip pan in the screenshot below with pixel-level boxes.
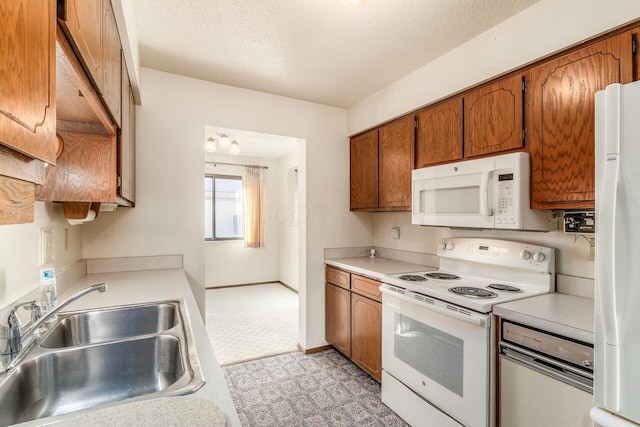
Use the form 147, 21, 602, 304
487, 283, 523, 293
397, 275, 427, 282
425, 272, 460, 280
448, 286, 498, 298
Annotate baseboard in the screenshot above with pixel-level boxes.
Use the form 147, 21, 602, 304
277, 281, 298, 294
297, 344, 332, 354
206, 280, 298, 294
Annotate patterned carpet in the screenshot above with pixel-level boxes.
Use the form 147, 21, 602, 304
205, 283, 299, 366
222, 349, 409, 427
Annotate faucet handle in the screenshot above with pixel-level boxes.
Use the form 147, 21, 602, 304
24, 302, 43, 325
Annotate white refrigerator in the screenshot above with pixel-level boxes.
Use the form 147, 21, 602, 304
592, 81, 640, 427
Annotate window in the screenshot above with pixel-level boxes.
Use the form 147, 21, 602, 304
205, 175, 243, 240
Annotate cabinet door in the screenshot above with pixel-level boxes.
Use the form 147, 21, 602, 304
0, 0, 57, 164
529, 32, 633, 209
119, 55, 135, 204
35, 130, 117, 202
326, 265, 350, 290
350, 129, 378, 210
415, 97, 463, 167
326, 283, 351, 357
351, 293, 382, 381
464, 74, 524, 158
379, 116, 414, 209
102, 0, 121, 127
61, 0, 104, 93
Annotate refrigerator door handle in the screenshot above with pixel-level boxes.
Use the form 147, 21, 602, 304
598, 153, 621, 346
596, 83, 623, 411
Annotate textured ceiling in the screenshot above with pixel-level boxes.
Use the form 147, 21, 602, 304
133, 0, 538, 108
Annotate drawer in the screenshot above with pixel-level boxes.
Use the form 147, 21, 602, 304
326, 266, 350, 289
351, 274, 381, 302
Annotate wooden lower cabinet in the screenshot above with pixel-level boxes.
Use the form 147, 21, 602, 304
351, 293, 382, 381
325, 282, 351, 357
325, 266, 382, 381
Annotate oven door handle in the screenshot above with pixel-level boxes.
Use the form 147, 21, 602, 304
380, 287, 489, 328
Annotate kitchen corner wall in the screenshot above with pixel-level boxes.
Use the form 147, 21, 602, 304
0, 202, 83, 308
374, 213, 594, 279
82, 68, 373, 349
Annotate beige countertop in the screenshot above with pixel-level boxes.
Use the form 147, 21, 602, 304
494, 293, 595, 344
14, 268, 240, 427
325, 257, 434, 280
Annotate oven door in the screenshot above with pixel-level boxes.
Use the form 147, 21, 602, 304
381, 287, 492, 427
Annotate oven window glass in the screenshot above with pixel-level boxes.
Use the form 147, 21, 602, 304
419, 186, 480, 214
394, 313, 464, 396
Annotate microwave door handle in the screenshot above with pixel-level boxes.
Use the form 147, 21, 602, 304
480, 171, 492, 216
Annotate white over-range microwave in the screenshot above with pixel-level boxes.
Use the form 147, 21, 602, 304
412, 152, 556, 231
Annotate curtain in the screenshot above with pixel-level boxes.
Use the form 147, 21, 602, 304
242, 166, 265, 248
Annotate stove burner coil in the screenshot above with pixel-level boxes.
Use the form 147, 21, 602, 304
448, 286, 498, 298
397, 274, 427, 282
425, 272, 460, 280
487, 283, 523, 293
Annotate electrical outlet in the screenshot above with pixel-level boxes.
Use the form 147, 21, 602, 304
40, 227, 54, 266
391, 227, 400, 239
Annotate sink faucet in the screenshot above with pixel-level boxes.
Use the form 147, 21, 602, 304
1, 283, 107, 359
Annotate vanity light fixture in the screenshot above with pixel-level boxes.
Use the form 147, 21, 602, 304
205, 133, 240, 155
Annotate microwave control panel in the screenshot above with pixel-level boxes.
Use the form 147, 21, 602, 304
496, 172, 517, 227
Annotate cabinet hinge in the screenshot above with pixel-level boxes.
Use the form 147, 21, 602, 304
414, 119, 418, 129
522, 128, 528, 142
522, 80, 528, 92
633, 38, 638, 56
117, 176, 122, 187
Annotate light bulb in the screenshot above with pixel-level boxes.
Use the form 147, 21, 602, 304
204, 137, 217, 153
218, 134, 230, 149
229, 140, 240, 155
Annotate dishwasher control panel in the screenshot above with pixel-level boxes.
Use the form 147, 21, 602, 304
500, 320, 593, 372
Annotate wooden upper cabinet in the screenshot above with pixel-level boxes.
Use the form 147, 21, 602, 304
464, 74, 524, 158
35, 130, 117, 203
350, 129, 379, 210
378, 116, 414, 208
0, 0, 57, 164
415, 97, 463, 167
59, 0, 104, 93
102, 0, 121, 127
528, 31, 634, 209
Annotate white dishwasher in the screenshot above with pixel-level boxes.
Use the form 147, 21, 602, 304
499, 320, 594, 427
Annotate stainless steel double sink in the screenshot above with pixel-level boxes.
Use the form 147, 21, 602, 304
0, 300, 205, 426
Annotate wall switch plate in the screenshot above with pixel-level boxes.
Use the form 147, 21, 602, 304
40, 227, 54, 266
391, 227, 400, 240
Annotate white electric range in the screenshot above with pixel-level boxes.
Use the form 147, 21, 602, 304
380, 237, 555, 427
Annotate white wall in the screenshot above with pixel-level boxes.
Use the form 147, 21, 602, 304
348, 0, 640, 134
83, 68, 374, 349
204, 155, 280, 287
0, 202, 83, 308
277, 151, 300, 290
374, 213, 594, 279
